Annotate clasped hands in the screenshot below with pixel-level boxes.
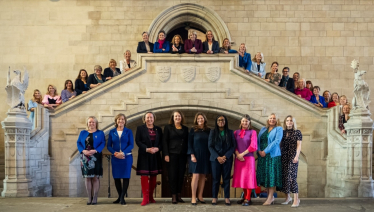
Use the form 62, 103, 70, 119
82, 149, 96, 156
114, 151, 125, 159
236, 152, 246, 162
217, 156, 227, 164
258, 150, 266, 157
146, 147, 159, 155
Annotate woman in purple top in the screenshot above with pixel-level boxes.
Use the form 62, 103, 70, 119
232, 114, 257, 206
61, 80, 77, 103
184, 31, 203, 54
294, 79, 312, 101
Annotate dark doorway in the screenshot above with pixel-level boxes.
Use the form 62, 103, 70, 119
166, 27, 188, 43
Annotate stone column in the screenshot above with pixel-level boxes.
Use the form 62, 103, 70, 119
1, 108, 32, 197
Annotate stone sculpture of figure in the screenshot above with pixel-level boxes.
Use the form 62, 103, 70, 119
351, 59, 370, 110
5, 67, 29, 110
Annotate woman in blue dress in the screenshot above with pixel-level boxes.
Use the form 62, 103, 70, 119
238, 43, 252, 73
28, 89, 42, 130
107, 113, 134, 205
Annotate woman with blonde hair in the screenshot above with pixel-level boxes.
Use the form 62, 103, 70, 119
238, 43, 252, 73
280, 115, 302, 208
295, 78, 312, 100
120, 50, 137, 73
250, 52, 266, 78
28, 89, 43, 130
219, 38, 237, 54
203, 30, 219, 54
170, 34, 184, 54
184, 31, 203, 54
256, 113, 283, 205
339, 104, 351, 134
42, 84, 61, 109
104, 59, 121, 80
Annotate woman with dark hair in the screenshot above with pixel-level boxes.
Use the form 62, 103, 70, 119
279, 67, 295, 93
104, 59, 121, 80
232, 114, 257, 206
61, 80, 77, 103
135, 112, 163, 206
328, 92, 339, 108
310, 86, 327, 108
219, 38, 237, 54
281, 115, 302, 208
265, 62, 281, 85
323, 90, 331, 103
203, 30, 219, 54
208, 115, 236, 206
107, 113, 134, 205
28, 89, 42, 130
170, 34, 184, 54
163, 111, 189, 204
75, 69, 89, 95
306, 80, 314, 93
184, 31, 203, 54
188, 112, 211, 205
153, 30, 170, 53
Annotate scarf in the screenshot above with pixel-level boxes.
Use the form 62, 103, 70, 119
281, 75, 289, 87
158, 39, 165, 49
238, 129, 246, 138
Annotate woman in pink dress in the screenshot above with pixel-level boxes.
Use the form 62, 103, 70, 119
232, 114, 257, 206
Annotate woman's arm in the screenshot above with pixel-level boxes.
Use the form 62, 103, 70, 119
224, 131, 236, 159
248, 130, 258, 152
208, 130, 219, 159
77, 131, 85, 153
135, 126, 148, 153
95, 131, 106, 153
107, 131, 115, 154
263, 127, 283, 154
162, 125, 170, 156
123, 130, 134, 153
187, 128, 195, 155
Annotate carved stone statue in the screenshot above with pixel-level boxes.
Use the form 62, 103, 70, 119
5, 67, 29, 110
350, 59, 370, 111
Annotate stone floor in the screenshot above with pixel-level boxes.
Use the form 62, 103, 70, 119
0, 197, 374, 212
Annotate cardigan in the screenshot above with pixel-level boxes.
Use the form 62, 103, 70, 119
119, 60, 137, 73
202, 41, 220, 54
153, 41, 170, 53
162, 124, 189, 156
208, 129, 236, 161
250, 62, 266, 78
279, 76, 295, 93
107, 127, 134, 155
169, 43, 184, 54
257, 126, 283, 158
184, 39, 203, 54
77, 130, 105, 154
137, 41, 154, 53
310, 95, 327, 108
103, 67, 121, 79
75, 78, 89, 95
61, 89, 77, 103
295, 88, 312, 101
42, 95, 61, 105
87, 73, 106, 88
239, 52, 252, 71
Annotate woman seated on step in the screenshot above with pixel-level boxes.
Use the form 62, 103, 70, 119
184, 31, 203, 54
87, 65, 106, 89
153, 30, 170, 53
219, 38, 237, 54
103, 59, 121, 81
120, 50, 137, 72
61, 80, 77, 103
42, 84, 62, 109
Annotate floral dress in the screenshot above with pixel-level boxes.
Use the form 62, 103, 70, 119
80, 133, 103, 178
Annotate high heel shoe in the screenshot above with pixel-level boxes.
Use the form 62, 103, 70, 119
263, 197, 274, 206
197, 198, 206, 204
281, 197, 292, 205
291, 199, 300, 208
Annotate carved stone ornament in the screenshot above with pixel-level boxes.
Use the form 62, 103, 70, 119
181, 66, 196, 82
205, 67, 221, 82
156, 66, 171, 82
5, 67, 29, 110
351, 59, 370, 111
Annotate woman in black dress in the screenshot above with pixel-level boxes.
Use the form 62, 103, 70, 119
170, 34, 184, 54
280, 115, 302, 208
135, 112, 163, 206
163, 110, 189, 204
188, 112, 211, 205
75, 69, 89, 95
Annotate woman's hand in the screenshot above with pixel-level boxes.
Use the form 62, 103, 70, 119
224, 50, 228, 54
259, 151, 266, 157
298, 94, 302, 98
82, 91, 87, 94
165, 155, 170, 162
258, 73, 262, 77
153, 147, 159, 153
265, 79, 270, 82
217, 156, 226, 164
191, 154, 197, 162
106, 77, 112, 80
292, 156, 299, 163
114, 152, 124, 159
341, 129, 346, 134
236, 153, 245, 161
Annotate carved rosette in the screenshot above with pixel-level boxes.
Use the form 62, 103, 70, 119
181, 66, 196, 82
156, 66, 171, 83
205, 67, 221, 82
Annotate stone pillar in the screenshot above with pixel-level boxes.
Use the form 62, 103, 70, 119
1, 108, 32, 197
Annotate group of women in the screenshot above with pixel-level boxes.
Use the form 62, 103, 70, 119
76, 111, 302, 208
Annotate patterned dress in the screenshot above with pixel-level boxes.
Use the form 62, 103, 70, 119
256, 129, 282, 190
265, 72, 281, 85
80, 133, 103, 178
280, 129, 302, 194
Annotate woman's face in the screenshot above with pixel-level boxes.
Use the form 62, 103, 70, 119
66, 81, 72, 89
190, 33, 196, 41
142, 33, 149, 42
109, 61, 116, 68
217, 116, 225, 128
87, 118, 96, 130
286, 117, 293, 128
282, 68, 289, 76
174, 36, 180, 45
241, 118, 250, 129
323, 92, 331, 101
116, 116, 126, 128
145, 113, 154, 125
268, 115, 277, 127
125, 52, 131, 60
293, 73, 299, 81
197, 115, 205, 126
343, 105, 350, 114
306, 83, 312, 89
34, 91, 40, 98
95, 68, 102, 75
298, 80, 305, 89
340, 97, 347, 105
158, 32, 165, 41
173, 112, 182, 124
271, 63, 278, 73
239, 44, 246, 53
256, 53, 262, 61
332, 94, 339, 102
48, 86, 55, 95
223, 39, 230, 48
313, 88, 320, 96
80, 71, 87, 78
206, 31, 213, 41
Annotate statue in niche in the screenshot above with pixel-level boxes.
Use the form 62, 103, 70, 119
5, 67, 29, 110
350, 59, 370, 111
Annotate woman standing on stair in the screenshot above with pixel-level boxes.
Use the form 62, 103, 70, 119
135, 112, 163, 206
107, 113, 134, 205
77, 116, 105, 205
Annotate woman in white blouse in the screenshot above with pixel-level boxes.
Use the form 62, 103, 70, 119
120, 50, 137, 73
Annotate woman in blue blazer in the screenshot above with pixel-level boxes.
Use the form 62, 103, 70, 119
203, 30, 219, 54
76, 116, 105, 205
107, 113, 134, 205
256, 113, 283, 206
153, 30, 170, 53
238, 43, 252, 73
309, 86, 327, 108
250, 52, 266, 78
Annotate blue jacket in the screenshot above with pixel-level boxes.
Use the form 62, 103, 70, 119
107, 128, 134, 155
239, 52, 252, 71
77, 130, 105, 154
257, 126, 283, 158
203, 41, 220, 54
250, 62, 266, 78
310, 95, 327, 108
153, 41, 170, 53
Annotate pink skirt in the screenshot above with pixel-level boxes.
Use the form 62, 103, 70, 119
232, 156, 257, 189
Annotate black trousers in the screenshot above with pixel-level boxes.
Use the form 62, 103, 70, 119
211, 157, 233, 198
168, 153, 187, 195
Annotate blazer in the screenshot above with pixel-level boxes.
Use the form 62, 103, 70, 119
279, 76, 295, 93
184, 39, 203, 54
153, 41, 170, 53
310, 95, 327, 108
135, 124, 163, 153
250, 62, 266, 78
107, 128, 134, 155
137, 41, 154, 53
169, 43, 184, 54
239, 52, 252, 71
202, 41, 219, 54
87, 73, 106, 88
119, 60, 137, 73
77, 130, 106, 154
163, 124, 189, 156
257, 126, 283, 158
208, 129, 236, 161
75, 78, 89, 95
103, 67, 121, 79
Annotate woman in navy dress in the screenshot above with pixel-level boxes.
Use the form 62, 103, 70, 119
107, 113, 134, 205
76, 116, 105, 205
188, 112, 211, 205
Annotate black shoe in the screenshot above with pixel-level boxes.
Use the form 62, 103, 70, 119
225, 200, 231, 206
121, 200, 126, 205
197, 198, 206, 204
172, 194, 178, 204
113, 198, 120, 204
191, 203, 197, 206
172, 201, 178, 204
212, 202, 217, 205
176, 193, 184, 203
86, 202, 91, 205
91, 202, 97, 205
120, 192, 126, 205
237, 198, 244, 204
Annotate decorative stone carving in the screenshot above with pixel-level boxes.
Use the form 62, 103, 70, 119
5, 67, 29, 110
205, 67, 221, 82
351, 59, 370, 111
181, 66, 196, 82
156, 66, 171, 82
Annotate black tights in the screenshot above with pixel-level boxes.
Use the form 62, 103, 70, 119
85, 177, 100, 203
114, 178, 130, 198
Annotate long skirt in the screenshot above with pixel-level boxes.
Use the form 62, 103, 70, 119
232, 156, 257, 189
